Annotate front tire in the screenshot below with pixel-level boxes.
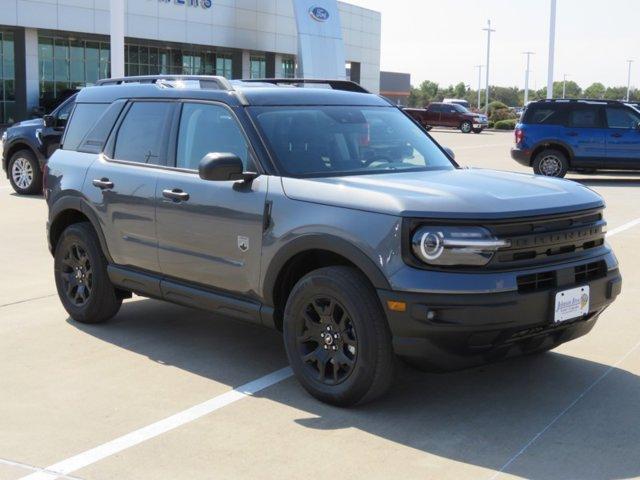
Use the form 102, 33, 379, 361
8, 150, 42, 195
283, 266, 395, 406
533, 149, 569, 178
460, 121, 472, 133
472, 128, 483, 134
54, 222, 122, 324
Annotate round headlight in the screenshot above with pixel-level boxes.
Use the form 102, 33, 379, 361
419, 231, 444, 260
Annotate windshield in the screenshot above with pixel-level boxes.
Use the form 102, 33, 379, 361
250, 106, 455, 177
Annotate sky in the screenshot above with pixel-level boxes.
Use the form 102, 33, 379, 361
345, 0, 638, 91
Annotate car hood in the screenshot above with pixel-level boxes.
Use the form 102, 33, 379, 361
10, 118, 44, 129
280, 169, 603, 219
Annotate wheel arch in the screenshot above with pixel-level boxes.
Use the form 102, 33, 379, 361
530, 141, 574, 167
4, 141, 44, 172
48, 197, 112, 263
263, 235, 391, 331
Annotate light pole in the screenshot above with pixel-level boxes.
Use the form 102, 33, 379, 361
562, 74, 570, 98
546, 0, 557, 99
475, 65, 483, 110
110, 0, 125, 78
523, 52, 535, 106
483, 20, 495, 114
627, 60, 634, 102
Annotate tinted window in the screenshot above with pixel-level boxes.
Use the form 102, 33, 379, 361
62, 103, 109, 151
176, 103, 250, 170
606, 107, 640, 129
114, 102, 173, 165
523, 105, 567, 125
250, 106, 454, 177
569, 107, 601, 128
428, 104, 442, 113
55, 96, 76, 123
77, 100, 126, 154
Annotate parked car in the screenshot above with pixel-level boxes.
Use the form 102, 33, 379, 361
512, 99, 640, 177
404, 102, 489, 133
443, 98, 471, 109
46, 76, 621, 406
1, 93, 77, 194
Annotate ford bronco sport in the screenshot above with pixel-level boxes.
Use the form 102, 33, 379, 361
46, 76, 622, 406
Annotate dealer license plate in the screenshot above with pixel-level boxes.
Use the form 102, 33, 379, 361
554, 286, 590, 323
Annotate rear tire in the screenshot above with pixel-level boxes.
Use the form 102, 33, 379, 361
8, 150, 42, 195
424, 126, 433, 131
54, 222, 122, 324
283, 266, 395, 406
460, 121, 472, 133
533, 149, 569, 178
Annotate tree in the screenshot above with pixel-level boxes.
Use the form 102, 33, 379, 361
584, 82, 606, 99
553, 80, 582, 99
604, 86, 628, 101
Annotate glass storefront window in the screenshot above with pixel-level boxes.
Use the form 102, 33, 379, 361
282, 57, 295, 79
39, 35, 111, 110
250, 56, 266, 79
0, 30, 16, 123
215, 55, 233, 79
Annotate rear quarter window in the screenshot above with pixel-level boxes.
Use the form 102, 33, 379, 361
522, 105, 568, 125
62, 103, 110, 151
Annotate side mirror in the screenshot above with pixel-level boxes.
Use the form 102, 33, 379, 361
443, 147, 456, 160
43, 115, 55, 128
198, 153, 257, 182
636, 122, 640, 131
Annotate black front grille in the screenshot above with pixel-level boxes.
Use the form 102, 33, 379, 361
488, 209, 606, 268
575, 261, 607, 284
517, 270, 557, 293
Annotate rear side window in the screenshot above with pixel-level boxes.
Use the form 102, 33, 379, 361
62, 103, 109, 151
113, 102, 173, 165
568, 107, 602, 128
428, 104, 441, 112
522, 105, 567, 125
77, 100, 126, 154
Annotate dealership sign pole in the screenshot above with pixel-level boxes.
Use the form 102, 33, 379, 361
627, 60, 634, 102
475, 65, 483, 110
546, 0, 557, 99
523, 52, 534, 106
110, 0, 125, 78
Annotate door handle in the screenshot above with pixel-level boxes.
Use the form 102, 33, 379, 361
92, 178, 114, 190
566, 132, 579, 137
611, 133, 623, 138
162, 189, 190, 202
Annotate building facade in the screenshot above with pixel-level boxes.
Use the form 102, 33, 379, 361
380, 71, 411, 106
0, 0, 381, 124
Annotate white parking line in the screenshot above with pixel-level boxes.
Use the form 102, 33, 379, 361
452, 143, 512, 150
17, 216, 640, 480
18, 367, 293, 480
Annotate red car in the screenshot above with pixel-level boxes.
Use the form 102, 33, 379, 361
405, 102, 489, 134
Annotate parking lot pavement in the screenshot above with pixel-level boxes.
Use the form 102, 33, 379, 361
1, 135, 640, 480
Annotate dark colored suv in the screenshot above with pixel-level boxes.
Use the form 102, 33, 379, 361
404, 102, 489, 134
1, 94, 77, 194
512, 99, 640, 177
46, 76, 621, 406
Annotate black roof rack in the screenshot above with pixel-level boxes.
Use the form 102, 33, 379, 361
534, 98, 628, 105
239, 78, 370, 94
96, 75, 233, 91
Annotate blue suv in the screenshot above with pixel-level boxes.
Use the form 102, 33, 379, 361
511, 99, 640, 177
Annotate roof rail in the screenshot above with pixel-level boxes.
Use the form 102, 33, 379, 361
96, 75, 234, 91
535, 98, 627, 105
239, 78, 370, 94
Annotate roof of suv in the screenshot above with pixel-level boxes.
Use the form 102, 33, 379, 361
77, 76, 392, 108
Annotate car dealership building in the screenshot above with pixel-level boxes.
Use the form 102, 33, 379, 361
0, 0, 381, 124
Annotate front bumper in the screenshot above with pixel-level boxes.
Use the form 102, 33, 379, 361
473, 122, 488, 130
511, 146, 532, 166
378, 260, 622, 370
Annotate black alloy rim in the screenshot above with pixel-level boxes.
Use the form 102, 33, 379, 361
60, 243, 93, 306
295, 296, 358, 385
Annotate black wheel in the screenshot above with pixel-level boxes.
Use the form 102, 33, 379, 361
472, 128, 483, 134
424, 125, 433, 131
8, 150, 42, 195
533, 149, 569, 178
54, 222, 122, 324
460, 121, 472, 133
283, 266, 395, 406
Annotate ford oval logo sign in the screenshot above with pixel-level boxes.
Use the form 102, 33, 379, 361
309, 6, 330, 22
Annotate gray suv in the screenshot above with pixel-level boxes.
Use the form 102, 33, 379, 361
45, 76, 622, 406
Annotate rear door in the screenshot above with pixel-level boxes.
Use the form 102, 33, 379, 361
562, 105, 607, 168
84, 100, 175, 273
604, 106, 640, 169
425, 104, 441, 125
441, 104, 459, 127
155, 101, 267, 297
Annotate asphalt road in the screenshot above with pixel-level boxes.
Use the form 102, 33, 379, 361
1, 129, 639, 480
